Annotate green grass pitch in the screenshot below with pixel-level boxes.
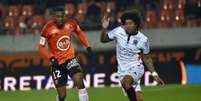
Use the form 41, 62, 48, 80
0, 84, 201, 101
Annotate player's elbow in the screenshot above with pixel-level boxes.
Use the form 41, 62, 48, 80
100, 34, 112, 43
100, 39, 107, 43
100, 37, 110, 43
38, 45, 45, 54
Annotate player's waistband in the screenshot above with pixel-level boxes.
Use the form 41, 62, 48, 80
60, 57, 77, 65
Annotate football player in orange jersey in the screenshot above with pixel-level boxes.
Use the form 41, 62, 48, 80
38, 7, 93, 101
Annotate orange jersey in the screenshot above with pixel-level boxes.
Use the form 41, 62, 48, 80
39, 19, 90, 64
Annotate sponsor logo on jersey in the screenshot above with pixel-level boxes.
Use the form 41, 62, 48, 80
57, 36, 70, 51
66, 58, 80, 70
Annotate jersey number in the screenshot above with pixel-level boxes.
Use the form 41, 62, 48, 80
53, 70, 61, 79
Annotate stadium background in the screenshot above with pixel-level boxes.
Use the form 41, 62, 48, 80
0, 0, 201, 101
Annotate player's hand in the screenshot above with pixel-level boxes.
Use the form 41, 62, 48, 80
101, 16, 110, 29
86, 47, 96, 73
153, 75, 165, 87
86, 47, 94, 59
86, 47, 96, 64
50, 57, 59, 68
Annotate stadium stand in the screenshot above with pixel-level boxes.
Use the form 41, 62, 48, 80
144, 9, 158, 29
22, 5, 34, 17
0, 0, 200, 35
64, 3, 76, 18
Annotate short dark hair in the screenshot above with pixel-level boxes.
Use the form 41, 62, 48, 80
120, 11, 141, 28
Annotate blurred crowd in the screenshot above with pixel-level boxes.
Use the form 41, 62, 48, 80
0, 0, 200, 35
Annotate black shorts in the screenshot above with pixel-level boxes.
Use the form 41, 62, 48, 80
51, 58, 83, 87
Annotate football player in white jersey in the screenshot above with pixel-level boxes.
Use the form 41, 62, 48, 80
100, 11, 165, 101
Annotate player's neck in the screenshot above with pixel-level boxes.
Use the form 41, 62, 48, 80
56, 24, 64, 29
126, 31, 138, 36
54, 20, 64, 29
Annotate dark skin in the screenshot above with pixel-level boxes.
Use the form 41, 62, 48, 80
101, 16, 165, 101
52, 10, 86, 100
52, 10, 66, 28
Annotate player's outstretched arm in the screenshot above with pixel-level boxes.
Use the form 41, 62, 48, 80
74, 25, 91, 48
143, 54, 165, 86
74, 25, 96, 64
100, 16, 112, 43
38, 36, 54, 60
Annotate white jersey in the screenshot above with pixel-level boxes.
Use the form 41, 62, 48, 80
107, 26, 150, 73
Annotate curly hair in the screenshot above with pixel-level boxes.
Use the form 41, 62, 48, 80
120, 10, 141, 29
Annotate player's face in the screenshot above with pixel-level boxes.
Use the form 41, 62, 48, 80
53, 11, 66, 27
124, 19, 137, 34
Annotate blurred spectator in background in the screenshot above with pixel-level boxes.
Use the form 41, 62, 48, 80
0, 0, 200, 34
0, 19, 5, 35
185, 0, 201, 20
141, 0, 160, 11
0, 6, 1, 17
116, 0, 134, 11
185, 0, 201, 27
127, 0, 145, 18
34, 0, 47, 15
87, 2, 101, 23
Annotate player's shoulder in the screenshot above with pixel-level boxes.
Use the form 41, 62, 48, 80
110, 26, 125, 34
65, 19, 81, 31
41, 20, 56, 36
65, 19, 77, 25
113, 26, 124, 31
137, 31, 148, 41
43, 20, 56, 29
41, 20, 55, 32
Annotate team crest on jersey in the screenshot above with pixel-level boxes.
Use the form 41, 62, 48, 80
133, 40, 138, 45
57, 36, 70, 51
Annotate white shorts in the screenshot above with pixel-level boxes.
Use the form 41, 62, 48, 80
118, 64, 144, 84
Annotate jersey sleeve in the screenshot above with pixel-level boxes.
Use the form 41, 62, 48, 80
71, 21, 90, 48
41, 25, 48, 37
40, 21, 53, 37
39, 36, 46, 46
38, 21, 54, 59
40, 23, 49, 45
38, 36, 54, 59
40, 20, 54, 37
141, 38, 150, 54
107, 28, 117, 40
67, 19, 79, 32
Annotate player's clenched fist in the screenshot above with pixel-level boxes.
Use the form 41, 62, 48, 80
50, 57, 59, 68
